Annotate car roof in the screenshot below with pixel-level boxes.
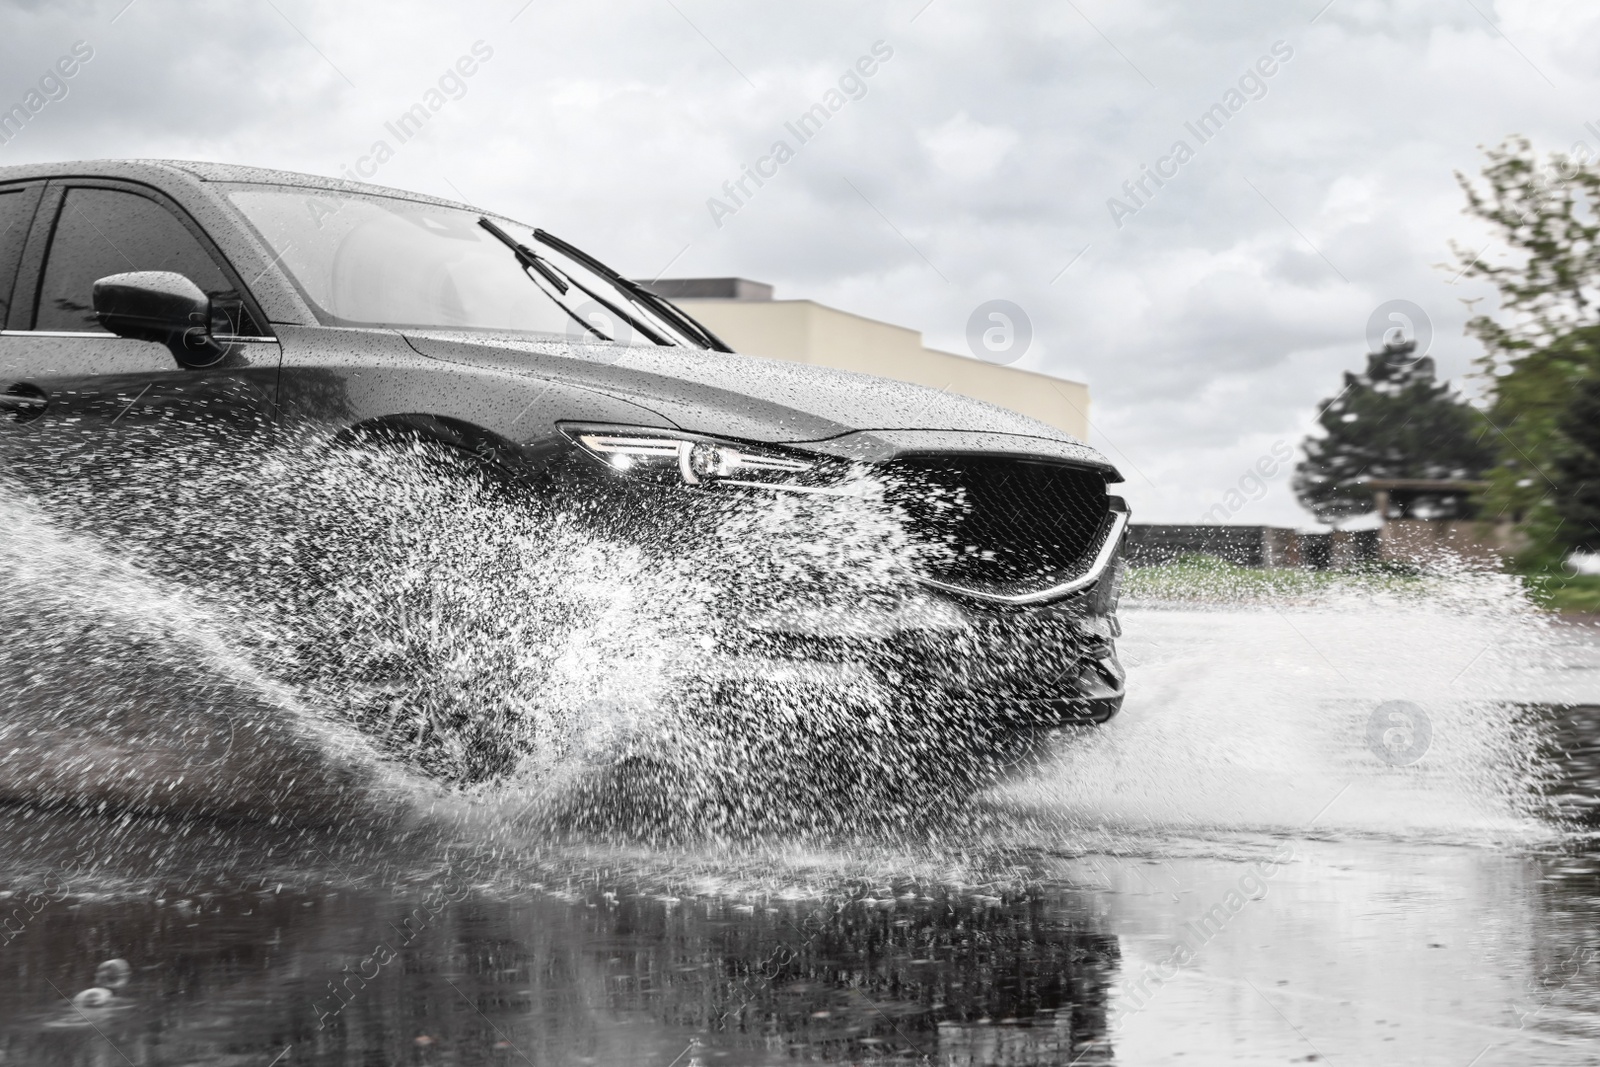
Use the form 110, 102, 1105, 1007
0, 158, 481, 211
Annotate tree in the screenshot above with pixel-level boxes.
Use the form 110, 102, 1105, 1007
1452, 138, 1600, 565
1554, 374, 1600, 553
1294, 341, 1494, 526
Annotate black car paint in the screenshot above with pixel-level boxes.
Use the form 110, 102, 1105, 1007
0, 160, 1128, 778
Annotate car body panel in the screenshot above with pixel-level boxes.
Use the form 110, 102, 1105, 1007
401, 328, 1099, 456
796, 428, 1119, 475
0, 332, 281, 446
272, 324, 676, 446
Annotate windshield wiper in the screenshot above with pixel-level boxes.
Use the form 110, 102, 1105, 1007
531, 228, 735, 353
478, 217, 570, 296
478, 218, 671, 346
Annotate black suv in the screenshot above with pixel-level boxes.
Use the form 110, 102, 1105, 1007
0, 160, 1127, 808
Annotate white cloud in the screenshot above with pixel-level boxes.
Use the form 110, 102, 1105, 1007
918, 111, 1019, 181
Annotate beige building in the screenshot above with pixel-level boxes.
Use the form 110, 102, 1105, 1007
647, 278, 1091, 441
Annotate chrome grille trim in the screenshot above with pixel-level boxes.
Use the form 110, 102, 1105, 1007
914, 504, 1129, 606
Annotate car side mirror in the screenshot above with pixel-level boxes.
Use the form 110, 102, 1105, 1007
93, 271, 229, 368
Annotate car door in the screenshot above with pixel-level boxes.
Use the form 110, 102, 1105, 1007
0, 182, 45, 423
0, 179, 282, 511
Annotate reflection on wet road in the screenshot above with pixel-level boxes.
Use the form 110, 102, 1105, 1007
1, 811, 1596, 1064
0, 810, 1123, 1065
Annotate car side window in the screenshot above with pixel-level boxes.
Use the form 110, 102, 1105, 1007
34, 187, 262, 335
0, 188, 38, 326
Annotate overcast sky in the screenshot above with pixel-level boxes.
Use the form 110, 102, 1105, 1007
2, 0, 1592, 525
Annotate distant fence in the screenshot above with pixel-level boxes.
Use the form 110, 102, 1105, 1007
1126, 524, 1380, 570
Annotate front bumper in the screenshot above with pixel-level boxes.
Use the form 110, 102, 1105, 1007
538, 440, 1129, 742
697, 582, 1126, 733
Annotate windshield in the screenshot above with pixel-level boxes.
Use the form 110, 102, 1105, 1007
224, 185, 690, 346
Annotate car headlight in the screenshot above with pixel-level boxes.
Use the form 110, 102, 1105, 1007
562, 425, 857, 494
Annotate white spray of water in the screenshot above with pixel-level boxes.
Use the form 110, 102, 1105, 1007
0, 495, 399, 820
0, 434, 996, 836
989, 574, 1567, 848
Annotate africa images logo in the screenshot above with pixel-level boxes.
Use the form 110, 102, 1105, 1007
0, 41, 95, 148
706, 41, 895, 228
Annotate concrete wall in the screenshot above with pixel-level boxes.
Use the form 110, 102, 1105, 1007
1129, 522, 1529, 570
1378, 519, 1524, 566
676, 298, 1092, 441
1126, 525, 1303, 568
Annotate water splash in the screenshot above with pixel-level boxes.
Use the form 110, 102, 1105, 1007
0, 432, 1009, 837
0, 494, 388, 822
987, 570, 1568, 849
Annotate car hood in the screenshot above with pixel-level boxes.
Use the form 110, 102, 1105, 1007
402, 330, 1115, 469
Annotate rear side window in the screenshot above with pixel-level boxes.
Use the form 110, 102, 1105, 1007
34, 187, 261, 335
0, 188, 38, 325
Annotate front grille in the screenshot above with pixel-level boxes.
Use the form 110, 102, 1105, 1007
881, 455, 1113, 597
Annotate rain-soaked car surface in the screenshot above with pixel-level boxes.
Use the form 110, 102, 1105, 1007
0, 160, 1128, 800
